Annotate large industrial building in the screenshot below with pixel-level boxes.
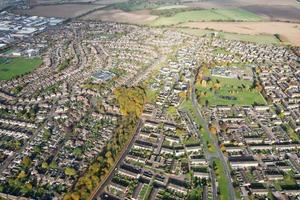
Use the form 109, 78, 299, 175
0, 0, 23, 10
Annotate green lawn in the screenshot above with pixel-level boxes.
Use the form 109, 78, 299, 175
148, 8, 262, 26
213, 159, 230, 200
0, 57, 42, 80
139, 184, 152, 200
179, 28, 280, 45
196, 76, 267, 106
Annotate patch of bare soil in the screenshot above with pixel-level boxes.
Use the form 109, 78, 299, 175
242, 5, 300, 22
80, 9, 158, 24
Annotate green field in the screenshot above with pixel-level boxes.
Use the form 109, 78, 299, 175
110, 2, 159, 11
148, 8, 262, 26
179, 28, 280, 45
221, 32, 280, 44
0, 57, 42, 80
196, 76, 266, 106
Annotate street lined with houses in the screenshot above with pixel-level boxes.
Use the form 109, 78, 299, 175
0, 5, 299, 200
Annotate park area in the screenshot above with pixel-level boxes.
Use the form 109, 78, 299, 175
196, 72, 266, 106
0, 57, 42, 80
147, 8, 262, 26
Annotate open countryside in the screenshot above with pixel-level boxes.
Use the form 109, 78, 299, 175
80, 9, 157, 24
179, 28, 281, 45
180, 21, 300, 46
147, 8, 263, 26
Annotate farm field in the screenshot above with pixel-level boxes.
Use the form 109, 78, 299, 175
179, 28, 280, 45
0, 57, 42, 80
155, 5, 188, 10
109, 1, 159, 11
182, 0, 300, 9
147, 8, 263, 26
179, 21, 300, 46
80, 9, 157, 24
242, 5, 300, 22
195, 75, 266, 106
16, 4, 104, 18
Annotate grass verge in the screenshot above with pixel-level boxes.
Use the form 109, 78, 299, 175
213, 159, 230, 200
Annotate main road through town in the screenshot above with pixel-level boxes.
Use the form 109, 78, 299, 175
190, 69, 236, 200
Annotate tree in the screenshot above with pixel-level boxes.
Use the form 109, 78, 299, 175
63, 193, 72, 200
49, 161, 57, 169
17, 171, 26, 179
89, 163, 100, 174
20, 183, 32, 194
167, 106, 177, 118
22, 156, 31, 168
73, 148, 82, 157
65, 167, 76, 176
41, 162, 48, 169
188, 189, 202, 200
105, 151, 114, 167
71, 192, 80, 200
205, 100, 209, 107
114, 86, 146, 117
209, 124, 217, 134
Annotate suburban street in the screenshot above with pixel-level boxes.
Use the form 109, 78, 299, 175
1, 4, 299, 199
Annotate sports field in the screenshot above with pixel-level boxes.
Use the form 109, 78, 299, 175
0, 57, 42, 80
196, 76, 266, 106
148, 8, 262, 26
